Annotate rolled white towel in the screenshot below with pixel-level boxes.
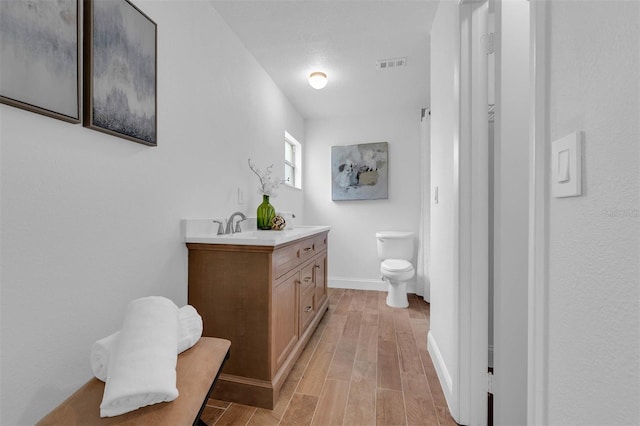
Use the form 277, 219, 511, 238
177, 305, 203, 353
91, 305, 203, 382
100, 296, 179, 418
91, 332, 119, 382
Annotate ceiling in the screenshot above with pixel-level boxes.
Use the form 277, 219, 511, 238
210, 1, 439, 120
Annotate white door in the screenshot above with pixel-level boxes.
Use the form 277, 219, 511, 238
491, 1, 530, 424
428, 2, 491, 423
432, 2, 530, 424
460, 0, 490, 423
460, 1, 531, 424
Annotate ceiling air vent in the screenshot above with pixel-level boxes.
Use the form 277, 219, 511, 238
377, 57, 407, 69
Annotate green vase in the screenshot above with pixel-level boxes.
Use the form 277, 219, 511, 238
257, 194, 275, 230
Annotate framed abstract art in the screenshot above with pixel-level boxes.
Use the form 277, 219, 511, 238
331, 142, 389, 201
84, 0, 157, 146
0, 0, 80, 123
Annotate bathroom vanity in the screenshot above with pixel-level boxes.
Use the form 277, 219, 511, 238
185, 225, 330, 409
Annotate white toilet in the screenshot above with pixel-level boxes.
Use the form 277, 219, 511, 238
376, 231, 415, 308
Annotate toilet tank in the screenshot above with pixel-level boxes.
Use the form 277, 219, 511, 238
376, 231, 414, 261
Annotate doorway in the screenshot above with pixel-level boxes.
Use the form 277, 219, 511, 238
426, 1, 530, 424
461, 0, 531, 424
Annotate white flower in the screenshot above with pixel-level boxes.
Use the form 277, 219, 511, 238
248, 158, 283, 197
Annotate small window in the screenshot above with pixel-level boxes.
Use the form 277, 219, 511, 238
284, 131, 302, 189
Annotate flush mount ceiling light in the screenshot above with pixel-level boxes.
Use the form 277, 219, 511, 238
308, 72, 328, 90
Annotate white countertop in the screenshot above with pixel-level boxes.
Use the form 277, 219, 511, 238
183, 219, 330, 246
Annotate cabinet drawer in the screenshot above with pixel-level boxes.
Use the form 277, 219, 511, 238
297, 238, 317, 264
312, 233, 328, 253
300, 286, 316, 333
300, 261, 315, 294
274, 235, 320, 278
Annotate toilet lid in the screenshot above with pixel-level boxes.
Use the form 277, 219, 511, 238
381, 259, 413, 272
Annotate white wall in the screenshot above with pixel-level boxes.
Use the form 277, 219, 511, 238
427, 0, 460, 419
304, 109, 422, 292
0, 2, 304, 424
545, 2, 640, 424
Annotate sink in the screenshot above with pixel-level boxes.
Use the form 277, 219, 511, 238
183, 220, 330, 247
218, 230, 261, 238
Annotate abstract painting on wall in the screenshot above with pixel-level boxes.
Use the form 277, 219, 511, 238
0, 0, 80, 123
84, 0, 157, 146
331, 142, 388, 201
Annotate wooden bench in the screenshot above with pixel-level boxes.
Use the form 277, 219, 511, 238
37, 337, 231, 426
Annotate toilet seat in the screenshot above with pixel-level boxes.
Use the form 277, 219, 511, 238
381, 259, 413, 273
380, 259, 415, 284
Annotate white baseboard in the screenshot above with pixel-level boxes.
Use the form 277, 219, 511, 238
427, 331, 453, 401
328, 276, 420, 294
328, 276, 386, 292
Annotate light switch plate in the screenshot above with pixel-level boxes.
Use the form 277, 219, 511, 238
551, 131, 582, 198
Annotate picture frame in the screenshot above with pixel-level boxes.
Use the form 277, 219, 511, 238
0, 0, 81, 123
331, 142, 389, 201
84, 0, 157, 146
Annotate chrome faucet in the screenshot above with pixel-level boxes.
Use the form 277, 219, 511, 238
212, 220, 225, 235
225, 211, 247, 234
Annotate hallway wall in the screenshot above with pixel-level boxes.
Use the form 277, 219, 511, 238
545, 2, 639, 424
0, 2, 303, 423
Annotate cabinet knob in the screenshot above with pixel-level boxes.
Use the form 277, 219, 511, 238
304, 277, 312, 282
304, 306, 312, 312
315, 264, 320, 269
303, 247, 312, 252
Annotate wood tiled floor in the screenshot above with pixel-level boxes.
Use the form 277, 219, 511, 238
201, 289, 457, 426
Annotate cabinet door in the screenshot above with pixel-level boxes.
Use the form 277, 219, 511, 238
314, 252, 328, 308
273, 272, 299, 372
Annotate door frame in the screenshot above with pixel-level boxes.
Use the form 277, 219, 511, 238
459, 0, 490, 424
527, 0, 549, 424
459, 0, 534, 424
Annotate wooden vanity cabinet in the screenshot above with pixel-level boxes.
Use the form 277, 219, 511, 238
187, 231, 329, 409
